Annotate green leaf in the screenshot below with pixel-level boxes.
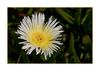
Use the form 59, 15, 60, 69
27, 8, 33, 15
69, 32, 80, 63
37, 8, 46, 12
82, 35, 91, 45
40, 54, 46, 61
80, 53, 84, 59
21, 50, 30, 63
77, 9, 82, 25
17, 8, 24, 12
56, 8, 74, 24
81, 9, 92, 24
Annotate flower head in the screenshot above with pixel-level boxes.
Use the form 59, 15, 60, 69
16, 13, 63, 60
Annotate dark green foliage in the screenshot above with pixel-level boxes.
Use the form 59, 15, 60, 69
69, 32, 80, 63
8, 8, 92, 63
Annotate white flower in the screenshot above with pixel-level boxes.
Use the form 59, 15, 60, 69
16, 13, 63, 60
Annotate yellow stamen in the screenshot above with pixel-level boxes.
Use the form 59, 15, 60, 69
27, 28, 53, 49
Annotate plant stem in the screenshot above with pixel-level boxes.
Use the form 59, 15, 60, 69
17, 53, 21, 63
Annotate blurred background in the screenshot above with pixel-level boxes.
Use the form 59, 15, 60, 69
8, 8, 92, 63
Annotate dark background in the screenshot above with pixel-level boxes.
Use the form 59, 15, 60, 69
8, 8, 92, 63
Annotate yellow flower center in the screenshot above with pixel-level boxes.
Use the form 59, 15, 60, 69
27, 27, 53, 49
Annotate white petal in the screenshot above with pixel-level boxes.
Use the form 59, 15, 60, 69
41, 50, 44, 54
44, 52, 47, 60
32, 14, 35, 28
34, 13, 38, 25
52, 21, 59, 28
22, 44, 31, 50
26, 16, 32, 29
36, 49, 41, 55
51, 44, 58, 52
22, 17, 30, 31
38, 13, 42, 25
18, 36, 26, 40
47, 16, 53, 26
54, 25, 63, 31
52, 33, 61, 39
54, 44, 60, 49
48, 48, 53, 54
46, 50, 49, 57
20, 22, 28, 33
19, 41, 28, 45
47, 48, 52, 57
49, 45, 57, 52
44, 16, 53, 31
41, 13, 45, 24
36, 47, 39, 55
16, 30, 27, 36
49, 19, 57, 28
48, 51, 51, 57
38, 13, 45, 29
26, 47, 35, 54
52, 40, 62, 45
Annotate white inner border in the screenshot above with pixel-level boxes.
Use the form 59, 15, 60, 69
0, 0, 99, 71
